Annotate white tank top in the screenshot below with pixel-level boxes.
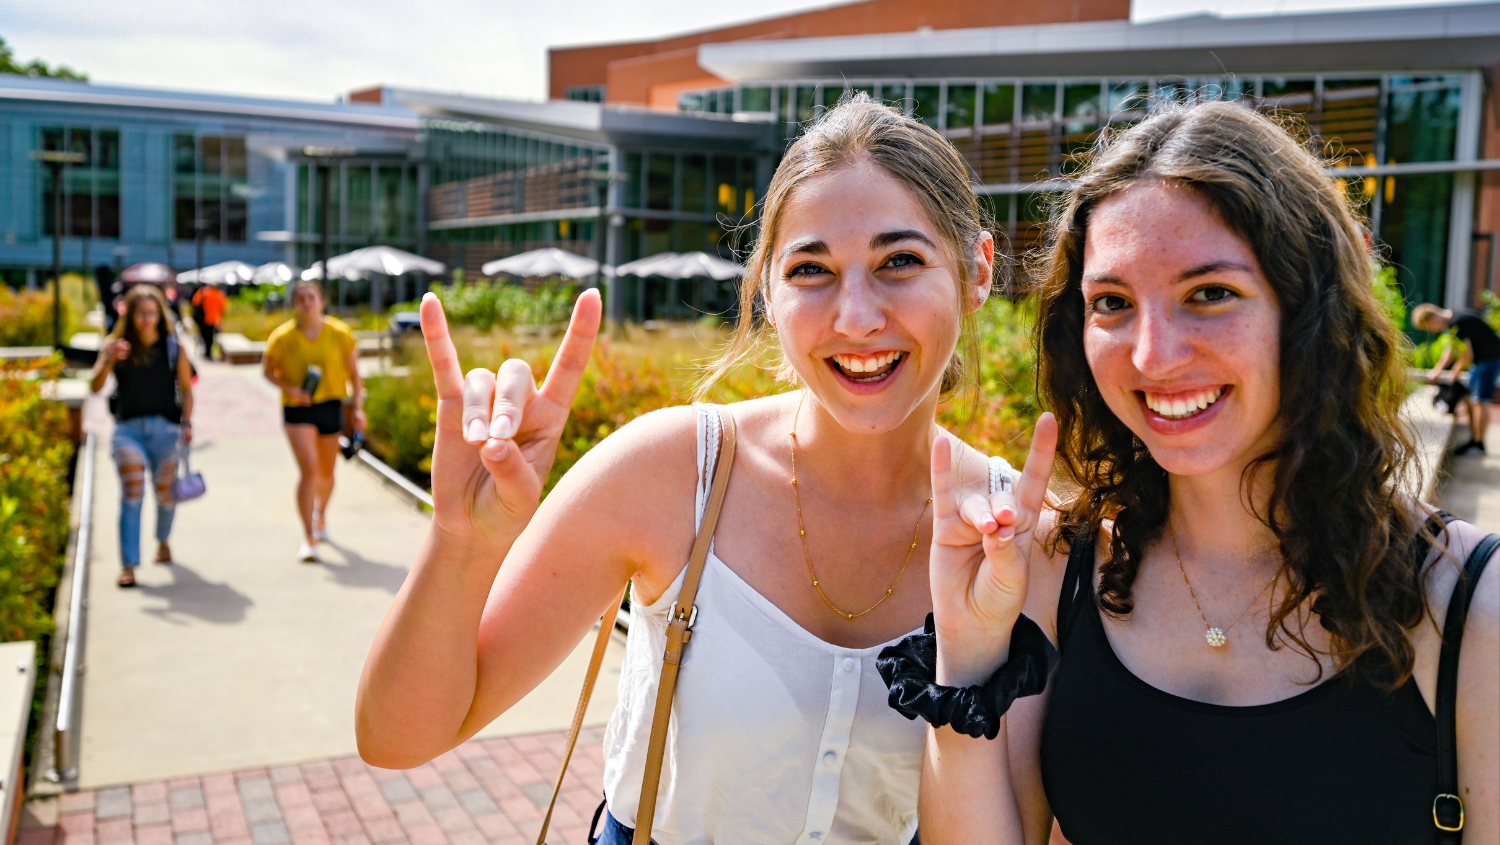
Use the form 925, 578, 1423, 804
601, 404, 1016, 845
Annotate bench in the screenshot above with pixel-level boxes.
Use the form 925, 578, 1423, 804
216, 333, 266, 365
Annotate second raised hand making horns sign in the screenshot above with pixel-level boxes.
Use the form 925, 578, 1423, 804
928, 413, 1058, 688
421, 288, 602, 547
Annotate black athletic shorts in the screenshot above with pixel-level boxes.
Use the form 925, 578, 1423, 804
284, 400, 344, 435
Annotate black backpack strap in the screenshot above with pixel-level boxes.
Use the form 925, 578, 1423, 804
1054, 524, 1095, 655
1433, 529, 1499, 843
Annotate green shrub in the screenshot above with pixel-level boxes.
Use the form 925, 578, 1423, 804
0, 287, 71, 347
426, 281, 576, 331
0, 357, 72, 643
938, 295, 1041, 469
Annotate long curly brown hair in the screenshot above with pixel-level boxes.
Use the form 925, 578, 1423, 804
1035, 101, 1425, 683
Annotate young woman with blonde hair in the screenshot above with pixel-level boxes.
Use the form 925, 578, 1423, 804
357, 95, 1030, 844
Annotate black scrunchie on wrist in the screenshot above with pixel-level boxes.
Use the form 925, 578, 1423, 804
876, 613, 1058, 740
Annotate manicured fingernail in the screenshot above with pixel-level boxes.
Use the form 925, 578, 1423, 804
490, 414, 516, 440
465, 419, 486, 442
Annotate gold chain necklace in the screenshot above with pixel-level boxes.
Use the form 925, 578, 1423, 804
1169, 523, 1279, 648
790, 404, 932, 621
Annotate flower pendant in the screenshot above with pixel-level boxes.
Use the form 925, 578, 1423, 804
1205, 627, 1227, 648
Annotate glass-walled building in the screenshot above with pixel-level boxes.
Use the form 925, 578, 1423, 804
679, 71, 1471, 306
0, 75, 424, 291
395, 92, 778, 322
689, 2, 1500, 312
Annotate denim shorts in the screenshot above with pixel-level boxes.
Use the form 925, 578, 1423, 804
1470, 358, 1500, 403
587, 803, 920, 845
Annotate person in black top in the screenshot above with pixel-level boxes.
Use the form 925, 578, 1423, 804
916, 101, 1497, 844
1413, 302, 1500, 456
90, 284, 195, 587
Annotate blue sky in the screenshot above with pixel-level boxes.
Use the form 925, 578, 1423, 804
0, 0, 1462, 103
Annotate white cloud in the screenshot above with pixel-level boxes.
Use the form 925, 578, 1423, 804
0, 0, 1471, 103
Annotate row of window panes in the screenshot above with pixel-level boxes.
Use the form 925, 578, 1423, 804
619, 150, 758, 216
172, 134, 250, 241
563, 85, 606, 103
679, 73, 1464, 129
39, 127, 121, 238
426, 123, 608, 186
296, 163, 421, 241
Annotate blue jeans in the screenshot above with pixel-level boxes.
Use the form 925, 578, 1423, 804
112, 416, 181, 567
1470, 358, 1500, 403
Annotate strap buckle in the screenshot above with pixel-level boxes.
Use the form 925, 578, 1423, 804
1433, 794, 1465, 832
667, 601, 698, 629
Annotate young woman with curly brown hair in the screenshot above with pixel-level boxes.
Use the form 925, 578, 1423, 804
916, 100, 1497, 844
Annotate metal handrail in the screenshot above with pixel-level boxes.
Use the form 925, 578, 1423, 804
53, 431, 96, 781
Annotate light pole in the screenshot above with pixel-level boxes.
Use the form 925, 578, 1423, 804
586, 168, 628, 324
302, 147, 356, 309
31, 149, 87, 349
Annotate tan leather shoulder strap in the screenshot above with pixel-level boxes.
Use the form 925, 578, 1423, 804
535, 406, 737, 845
535, 585, 626, 845
632, 406, 736, 845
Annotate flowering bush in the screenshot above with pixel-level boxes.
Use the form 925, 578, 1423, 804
395, 281, 576, 331
0, 357, 72, 643
0, 287, 71, 347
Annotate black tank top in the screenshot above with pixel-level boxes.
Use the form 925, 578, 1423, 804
113, 338, 181, 423
1040, 529, 1439, 844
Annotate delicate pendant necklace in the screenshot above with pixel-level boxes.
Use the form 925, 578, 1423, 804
1169, 523, 1279, 648
790, 401, 932, 621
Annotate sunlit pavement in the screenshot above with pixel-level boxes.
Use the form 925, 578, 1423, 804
23, 359, 619, 845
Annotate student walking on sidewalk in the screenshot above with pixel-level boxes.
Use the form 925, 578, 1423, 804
91, 284, 195, 588
192, 281, 227, 361
262, 280, 364, 563
1412, 302, 1500, 457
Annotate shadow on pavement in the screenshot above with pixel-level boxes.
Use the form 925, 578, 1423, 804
136, 563, 255, 624
318, 541, 409, 594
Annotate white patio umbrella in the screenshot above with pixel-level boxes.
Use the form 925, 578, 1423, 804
253, 261, 302, 285
482, 247, 602, 279
178, 260, 256, 285
615, 251, 743, 280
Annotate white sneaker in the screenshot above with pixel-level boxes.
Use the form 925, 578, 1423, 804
312, 512, 329, 542
298, 542, 320, 563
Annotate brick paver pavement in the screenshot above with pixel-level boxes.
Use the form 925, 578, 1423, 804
24, 728, 607, 845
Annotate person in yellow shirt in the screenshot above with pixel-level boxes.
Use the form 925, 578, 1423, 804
262, 281, 364, 562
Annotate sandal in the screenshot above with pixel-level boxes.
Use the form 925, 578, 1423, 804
155, 542, 173, 564
117, 568, 137, 588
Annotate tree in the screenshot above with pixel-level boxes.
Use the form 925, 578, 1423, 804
0, 36, 87, 81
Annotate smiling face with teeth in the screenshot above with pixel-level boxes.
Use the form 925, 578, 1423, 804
765, 159, 993, 433
1080, 182, 1282, 482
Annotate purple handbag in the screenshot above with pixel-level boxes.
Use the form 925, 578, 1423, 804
172, 442, 207, 503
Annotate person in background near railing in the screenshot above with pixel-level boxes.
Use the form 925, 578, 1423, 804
1413, 302, 1500, 458
90, 284, 194, 588
356, 95, 1027, 845
192, 281, 227, 361
261, 280, 364, 564
913, 100, 1497, 845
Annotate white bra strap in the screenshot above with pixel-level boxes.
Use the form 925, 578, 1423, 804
989, 455, 1016, 495
693, 403, 722, 530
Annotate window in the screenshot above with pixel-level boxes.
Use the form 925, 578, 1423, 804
982, 82, 1015, 126
39, 126, 121, 239
564, 85, 606, 103
1022, 83, 1056, 122
740, 87, 772, 113
912, 84, 941, 128
172, 134, 250, 242
946, 84, 977, 131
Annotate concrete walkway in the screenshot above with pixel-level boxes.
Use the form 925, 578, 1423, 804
69, 360, 623, 789
1436, 412, 1500, 532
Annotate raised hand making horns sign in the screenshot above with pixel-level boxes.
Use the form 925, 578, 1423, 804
928, 413, 1057, 687
420, 288, 601, 545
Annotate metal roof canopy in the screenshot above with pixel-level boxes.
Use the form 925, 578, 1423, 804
393, 89, 778, 151
698, 2, 1500, 80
